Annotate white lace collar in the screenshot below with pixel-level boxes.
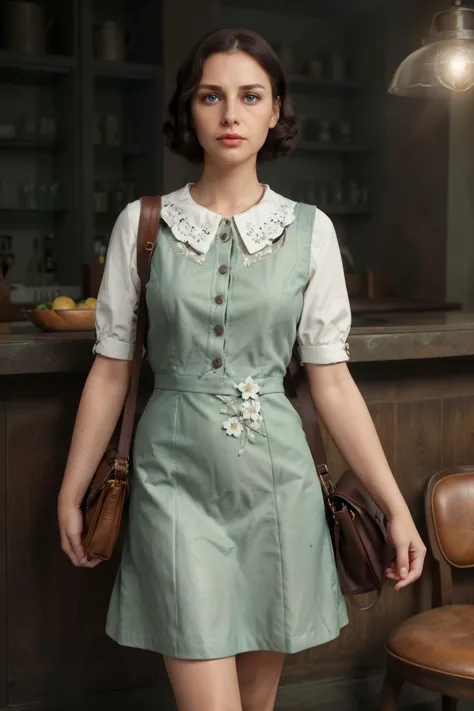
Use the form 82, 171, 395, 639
161, 183, 296, 256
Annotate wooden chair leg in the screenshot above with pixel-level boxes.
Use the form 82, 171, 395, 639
441, 696, 458, 711
380, 670, 404, 711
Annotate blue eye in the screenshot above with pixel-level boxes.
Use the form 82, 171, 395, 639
244, 94, 259, 103
203, 94, 219, 104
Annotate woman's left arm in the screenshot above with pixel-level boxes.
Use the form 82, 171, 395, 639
306, 360, 426, 591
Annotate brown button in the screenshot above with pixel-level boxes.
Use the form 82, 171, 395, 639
215, 294, 224, 305
218, 265, 228, 275
214, 325, 223, 336
220, 232, 230, 242
212, 358, 222, 369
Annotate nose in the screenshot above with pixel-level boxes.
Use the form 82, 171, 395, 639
220, 97, 240, 127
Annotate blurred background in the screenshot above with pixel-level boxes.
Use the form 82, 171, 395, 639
3, 4, 474, 711
0, 0, 473, 321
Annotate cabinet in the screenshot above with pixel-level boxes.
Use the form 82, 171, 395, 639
0, 0, 450, 305
218, 0, 450, 303
82, 0, 162, 273
219, 0, 386, 283
0, 0, 163, 296
0, 1, 79, 300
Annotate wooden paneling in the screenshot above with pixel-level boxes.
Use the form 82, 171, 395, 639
0, 389, 6, 711
4, 375, 160, 707
283, 359, 474, 682
2, 359, 474, 702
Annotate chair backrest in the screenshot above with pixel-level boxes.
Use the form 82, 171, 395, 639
425, 466, 474, 605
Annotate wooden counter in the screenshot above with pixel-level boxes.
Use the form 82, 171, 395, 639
2, 313, 474, 711
2, 310, 474, 376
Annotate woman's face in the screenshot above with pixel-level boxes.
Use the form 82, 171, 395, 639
191, 50, 280, 165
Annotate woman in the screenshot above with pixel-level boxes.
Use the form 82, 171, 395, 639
58, 28, 426, 711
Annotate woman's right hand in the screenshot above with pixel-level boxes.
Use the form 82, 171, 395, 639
58, 500, 102, 568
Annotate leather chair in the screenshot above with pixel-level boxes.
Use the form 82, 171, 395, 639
381, 466, 474, 711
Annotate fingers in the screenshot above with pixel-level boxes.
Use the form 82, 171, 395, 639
61, 535, 102, 567
60, 529, 102, 568
88, 557, 102, 567
395, 546, 409, 582
60, 528, 86, 566
385, 545, 426, 590
68, 531, 88, 566
394, 553, 425, 590
60, 533, 81, 567
58, 505, 102, 568
87, 557, 103, 568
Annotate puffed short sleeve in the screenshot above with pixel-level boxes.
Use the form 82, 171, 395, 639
297, 209, 351, 365
93, 201, 141, 360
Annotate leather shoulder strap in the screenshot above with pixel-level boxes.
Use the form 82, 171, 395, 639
136, 196, 162, 283
287, 352, 328, 470
287, 353, 338, 509
116, 196, 161, 466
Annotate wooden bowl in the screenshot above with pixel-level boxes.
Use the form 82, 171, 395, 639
23, 308, 96, 332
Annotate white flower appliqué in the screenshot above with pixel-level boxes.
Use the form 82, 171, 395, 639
241, 399, 261, 422
238, 375, 261, 400
223, 417, 244, 438
218, 377, 266, 456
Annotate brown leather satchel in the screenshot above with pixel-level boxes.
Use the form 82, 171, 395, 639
81, 196, 162, 561
286, 355, 394, 610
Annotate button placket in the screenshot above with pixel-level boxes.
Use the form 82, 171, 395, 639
211, 219, 233, 369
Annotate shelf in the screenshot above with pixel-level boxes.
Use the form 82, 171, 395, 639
94, 209, 133, 219
290, 74, 370, 94
93, 60, 161, 83
0, 208, 68, 218
0, 50, 75, 85
94, 144, 145, 157
324, 206, 370, 216
0, 139, 59, 152
297, 141, 369, 154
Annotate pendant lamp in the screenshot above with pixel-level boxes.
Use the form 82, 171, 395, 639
389, 0, 474, 96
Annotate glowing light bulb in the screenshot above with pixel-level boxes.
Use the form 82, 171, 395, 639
434, 43, 474, 91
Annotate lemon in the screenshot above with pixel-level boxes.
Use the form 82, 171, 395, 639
84, 297, 97, 308
51, 296, 77, 310
77, 302, 91, 310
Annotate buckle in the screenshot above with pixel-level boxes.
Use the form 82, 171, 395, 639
114, 457, 129, 477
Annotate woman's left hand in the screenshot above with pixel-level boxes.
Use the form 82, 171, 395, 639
385, 513, 427, 590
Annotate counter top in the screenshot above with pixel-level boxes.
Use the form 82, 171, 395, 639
349, 311, 474, 362
1, 311, 474, 375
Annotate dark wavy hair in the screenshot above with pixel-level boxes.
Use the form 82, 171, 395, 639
163, 28, 299, 164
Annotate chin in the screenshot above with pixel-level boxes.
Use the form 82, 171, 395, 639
208, 146, 256, 166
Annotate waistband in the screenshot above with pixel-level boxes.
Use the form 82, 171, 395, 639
153, 373, 285, 395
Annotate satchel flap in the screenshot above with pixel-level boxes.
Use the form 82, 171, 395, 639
330, 469, 394, 565
84, 451, 116, 509
335, 469, 385, 522
83, 478, 129, 561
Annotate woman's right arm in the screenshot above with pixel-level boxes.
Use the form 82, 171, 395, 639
58, 202, 141, 568
57, 355, 130, 567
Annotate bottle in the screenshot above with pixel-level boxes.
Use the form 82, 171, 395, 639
330, 51, 346, 83
43, 233, 56, 285
26, 237, 41, 285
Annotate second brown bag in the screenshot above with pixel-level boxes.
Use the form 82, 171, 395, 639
286, 355, 394, 609
81, 196, 162, 561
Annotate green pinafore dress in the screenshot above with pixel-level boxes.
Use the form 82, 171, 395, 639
105, 202, 349, 660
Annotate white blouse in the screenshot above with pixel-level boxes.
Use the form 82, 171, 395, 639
93, 184, 351, 364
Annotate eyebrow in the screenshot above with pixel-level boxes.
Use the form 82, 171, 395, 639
197, 83, 267, 92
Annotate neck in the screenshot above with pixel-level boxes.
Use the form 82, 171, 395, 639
190, 159, 264, 217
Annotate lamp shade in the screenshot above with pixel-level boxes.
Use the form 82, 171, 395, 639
389, 1, 474, 96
